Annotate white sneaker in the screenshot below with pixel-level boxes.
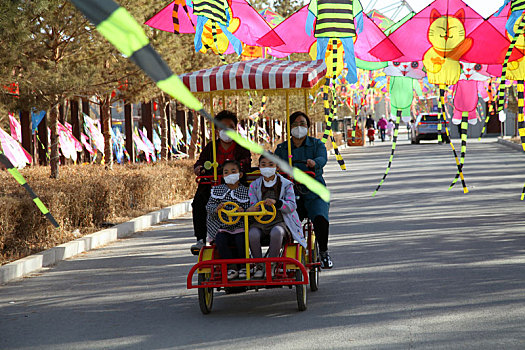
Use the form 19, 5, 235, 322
227, 269, 239, 280
253, 264, 265, 279
238, 268, 247, 279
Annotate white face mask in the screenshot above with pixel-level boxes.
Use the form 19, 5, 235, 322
219, 129, 232, 143
291, 126, 308, 139
260, 167, 276, 178
223, 173, 240, 185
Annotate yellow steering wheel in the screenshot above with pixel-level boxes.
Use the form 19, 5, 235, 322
254, 201, 277, 224
217, 201, 242, 225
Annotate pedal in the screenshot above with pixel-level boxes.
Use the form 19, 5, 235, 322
190, 247, 200, 256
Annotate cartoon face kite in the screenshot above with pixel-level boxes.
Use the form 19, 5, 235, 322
451, 62, 491, 125
305, 0, 364, 83
423, 9, 473, 86
384, 61, 425, 123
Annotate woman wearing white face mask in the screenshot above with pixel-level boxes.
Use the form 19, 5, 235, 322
246, 154, 306, 278
206, 160, 250, 280
274, 111, 333, 269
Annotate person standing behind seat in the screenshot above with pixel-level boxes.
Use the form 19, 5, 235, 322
191, 110, 252, 254
274, 111, 333, 269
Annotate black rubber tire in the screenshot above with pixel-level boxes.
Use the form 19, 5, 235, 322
309, 243, 320, 292
296, 253, 307, 311
415, 137, 420, 144
198, 273, 213, 314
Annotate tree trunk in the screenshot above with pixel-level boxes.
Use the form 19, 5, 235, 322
70, 99, 82, 162
176, 103, 187, 154
124, 102, 134, 162
81, 98, 91, 163
158, 94, 169, 160
50, 104, 59, 179
20, 110, 33, 159
188, 110, 199, 159
38, 112, 48, 166
100, 96, 113, 168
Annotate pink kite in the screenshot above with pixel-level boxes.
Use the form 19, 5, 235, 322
257, 6, 399, 63
145, 0, 284, 56
369, 0, 511, 65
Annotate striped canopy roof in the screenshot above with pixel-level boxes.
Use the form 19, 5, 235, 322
179, 59, 327, 95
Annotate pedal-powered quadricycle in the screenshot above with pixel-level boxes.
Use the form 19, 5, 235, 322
181, 59, 328, 313
187, 199, 320, 313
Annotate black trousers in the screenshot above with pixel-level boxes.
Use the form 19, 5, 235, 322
191, 185, 211, 241
215, 231, 246, 269
313, 216, 329, 252
296, 195, 330, 252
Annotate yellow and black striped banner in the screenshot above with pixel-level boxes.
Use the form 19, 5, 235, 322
373, 110, 401, 196
211, 22, 227, 65
517, 80, 525, 150
479, 80, 495, 140
0, 152, 59, 228
497, 15, 525, 112
449, 112, 469, 191
439, 88, 468, 193
320, 39, 346, 170
437, 86, 445, 143
70, 0, 331, 202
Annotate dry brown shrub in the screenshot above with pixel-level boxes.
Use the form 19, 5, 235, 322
0, 160, 196, 265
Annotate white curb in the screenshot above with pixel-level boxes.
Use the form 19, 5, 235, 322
497, 137, 525, 153
0, 200, 192, 285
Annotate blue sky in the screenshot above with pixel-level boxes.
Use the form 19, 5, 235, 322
360, 0, 501, 21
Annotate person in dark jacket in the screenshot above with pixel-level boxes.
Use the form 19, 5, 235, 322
190, 110, 252, 254
274, 111, 333, 269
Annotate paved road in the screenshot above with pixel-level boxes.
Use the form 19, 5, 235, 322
1, 139, 524, 349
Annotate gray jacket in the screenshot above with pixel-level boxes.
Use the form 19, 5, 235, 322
248, 174, 307, 248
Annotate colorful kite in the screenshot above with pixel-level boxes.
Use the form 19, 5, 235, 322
145, 0, 284, 58
304, 0, 363, 83
447, 62, 493, 190
373, 61, 425, 195
369, 0, 514, 194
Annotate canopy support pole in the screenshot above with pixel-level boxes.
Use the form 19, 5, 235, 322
286, 91, 292, 166
304, 89, 308, 114
210, 93, 217, 182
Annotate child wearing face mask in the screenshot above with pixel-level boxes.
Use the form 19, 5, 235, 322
246, 154, 306, 278
206, 160, 251, 280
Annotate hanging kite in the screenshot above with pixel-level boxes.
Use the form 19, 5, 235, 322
146, 0, 285, 59
187, 0, 242, 55
370, 0, 512, 194
373, 61, 425, 195
305, 0, 363, 84
448, 62, 493, 190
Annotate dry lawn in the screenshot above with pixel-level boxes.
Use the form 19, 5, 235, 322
0, 160, 196, 265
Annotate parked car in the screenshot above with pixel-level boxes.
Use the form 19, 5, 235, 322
411, 113, 450, 144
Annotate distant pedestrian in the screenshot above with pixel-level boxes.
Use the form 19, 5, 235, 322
378, 115, 388, 142
367, 128, 375, 145
386, 118, 395, 140
365, 115, 375, 129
